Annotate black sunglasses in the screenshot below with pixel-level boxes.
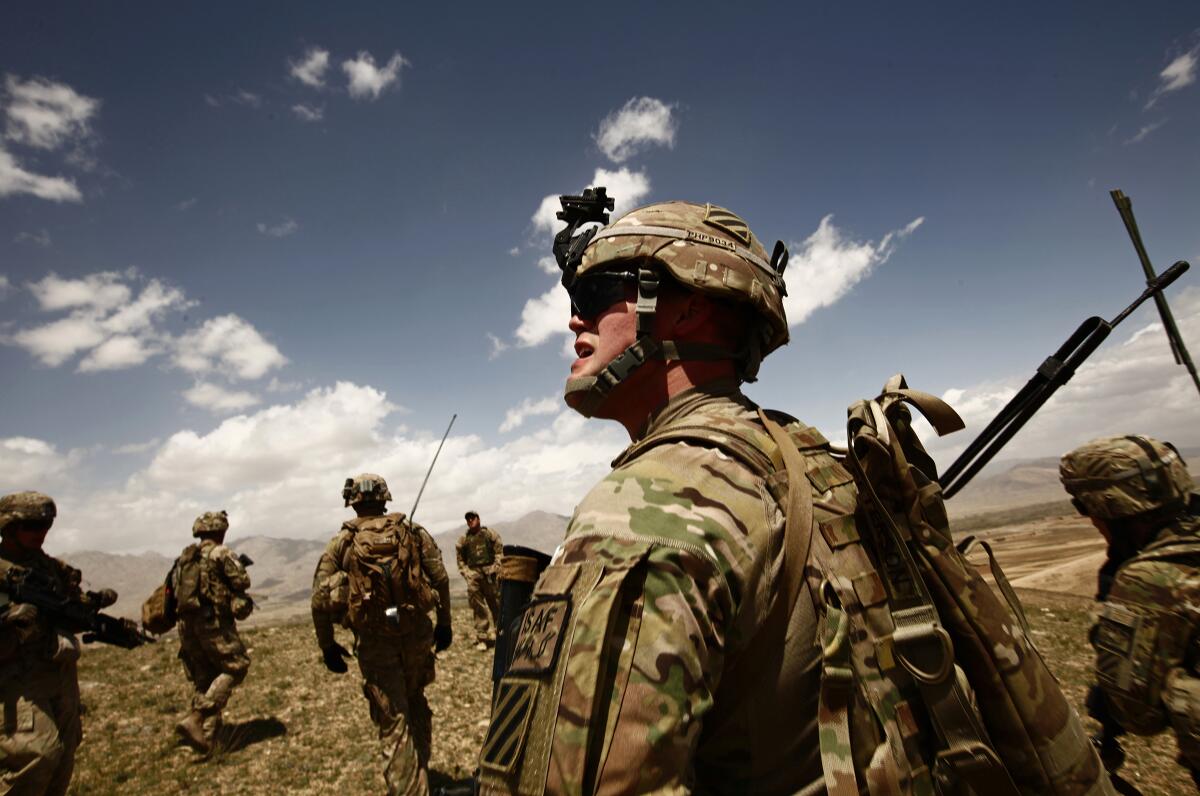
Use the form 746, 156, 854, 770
567, 271, 638, 321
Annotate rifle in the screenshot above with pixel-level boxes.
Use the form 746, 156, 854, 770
1, 566, 153, 649
940, 259, 1190, 499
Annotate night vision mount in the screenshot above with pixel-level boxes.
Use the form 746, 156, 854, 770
553, 186, 614, 287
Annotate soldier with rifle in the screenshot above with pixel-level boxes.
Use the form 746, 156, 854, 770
0, 490, 149, 794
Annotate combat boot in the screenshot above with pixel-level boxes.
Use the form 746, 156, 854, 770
175, 710, 210, 753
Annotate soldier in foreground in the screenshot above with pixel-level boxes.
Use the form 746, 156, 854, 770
1062, 436, 1200, 787
478, 200, 825, 793
311, 474, 452, 795
170, 510, 254, 754
0, 491, 116, 794
455, 511, 502, 651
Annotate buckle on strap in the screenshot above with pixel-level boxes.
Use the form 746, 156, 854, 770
934, 743, 1012, 795
892, 610, 954, 685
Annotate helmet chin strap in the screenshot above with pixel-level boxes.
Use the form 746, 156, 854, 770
564, 266, 736, 418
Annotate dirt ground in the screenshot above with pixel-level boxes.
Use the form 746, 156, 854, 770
64, 516, 1195, 794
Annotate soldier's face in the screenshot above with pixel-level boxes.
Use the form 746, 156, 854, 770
467, 516, 480, 529
4, 522, 50, 552
567, 285, 637, 381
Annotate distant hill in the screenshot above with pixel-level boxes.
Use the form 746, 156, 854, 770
62, 511, 571, 622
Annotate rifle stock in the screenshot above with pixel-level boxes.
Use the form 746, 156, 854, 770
2, 566, 153, 649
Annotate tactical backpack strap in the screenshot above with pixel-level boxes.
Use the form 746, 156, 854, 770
956, 536, 1031, 638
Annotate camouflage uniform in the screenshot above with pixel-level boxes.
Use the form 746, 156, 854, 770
0, 492, 87, 796
456, 524, 502, 644
1062, 436, 1200, 781
172, 512, 252, 749
312, 477, 452, 796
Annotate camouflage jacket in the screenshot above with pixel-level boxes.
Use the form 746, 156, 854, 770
172, 539, 251, 617
479, 381, 836, 795
0, 547, 87, 671
311, 512, 452, 648
1092, 510, 1200, 741
457, 526, 503, 574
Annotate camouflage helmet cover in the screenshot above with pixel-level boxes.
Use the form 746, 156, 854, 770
342, 473, 392, 507
578, 201, 790, 358
1059, 435, 1193, 520
0, 491, 57, 533
192, 510, 229, 537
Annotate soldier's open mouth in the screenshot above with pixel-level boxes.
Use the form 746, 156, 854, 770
574, 342, 594, 359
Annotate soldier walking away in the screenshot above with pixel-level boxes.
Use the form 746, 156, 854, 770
311, 474, 453, 796
1062, 436, 1200, 789
455, 511, 501, 651
477, 195, 1110, 794
170, 510, 254, 754
0, 491, 118, 795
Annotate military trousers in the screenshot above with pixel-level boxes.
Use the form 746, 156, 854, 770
465, 571, 500, 643
356, 617, 436, 796
178, 612, 250, 739
0, 659, 81, 796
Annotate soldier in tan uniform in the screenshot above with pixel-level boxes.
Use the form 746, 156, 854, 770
0, 491, 115, 795
171, 510, 254, 754
311, 474, 452, 796
1062, 436, 1200, 787
455, 511, 502, 651
477, 199, 828, 794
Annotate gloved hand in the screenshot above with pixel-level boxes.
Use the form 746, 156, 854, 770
87, 588, 119, 608
433, 624, 453, 652
321, 642, 352, 674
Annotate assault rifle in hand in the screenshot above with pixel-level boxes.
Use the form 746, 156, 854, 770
1, 566, 153, 649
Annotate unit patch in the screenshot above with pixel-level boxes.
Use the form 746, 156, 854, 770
479, 679, 537, 774
1094, 602, 1141, 657
508, 594, 571, 676
703, 203, 752, 245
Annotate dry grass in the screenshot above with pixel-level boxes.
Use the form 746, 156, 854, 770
69, 593, 1193, 794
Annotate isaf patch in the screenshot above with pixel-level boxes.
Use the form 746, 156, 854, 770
480, 680, 537, 774
508, 594, 571, 676
1095, 603, 1140, 656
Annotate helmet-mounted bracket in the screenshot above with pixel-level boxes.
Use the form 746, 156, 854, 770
553, 186, 614, 288
770, 241, 790, 297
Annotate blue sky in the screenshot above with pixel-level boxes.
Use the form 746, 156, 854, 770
2, 3, 1199, 553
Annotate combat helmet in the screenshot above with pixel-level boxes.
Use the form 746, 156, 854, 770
1060, 435, 1193, 521
342, 473, 392, 507
553, 188, 790, 416
0, 491, 57, 534
192, 510, 229, 537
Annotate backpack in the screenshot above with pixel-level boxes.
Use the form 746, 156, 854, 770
172, 543, 229, 615
345, 513, 438, 630
643, 375, 1111, 795
141, 570, 177, 634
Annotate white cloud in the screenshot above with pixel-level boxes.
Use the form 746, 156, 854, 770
486, 332, 510, 360
291, 103, 324, 123
11, 315, 107, 366
0, 148, 82, 202
14, 229, 51, 247
183, 382, 262, 413
4, 75, 99, 150
40, 381, 627, 554
289, 47, 331, 88
342, 51, 409, 101
0, 436, 83, 488
176, 197, 197, 211
112, 438, 160, 455
257, 218, 299, 238
508, 246, 520, 257
78, 334, 157, 372
30, 270, 131, 312
917, 287, 1200, 468
0, 275, 9, 297
499, 395, 560, 432
531, 167, 651, 236
783, 214, 924, 326
594, 97, 677, 163
1123, 120, 1166, 145
1146, 47, 1198, 108
173, 314, 288, 380
232, 90, 262, 108
266, 376, 303, 393
515, 283, 571, 348
536, 255, 558, 275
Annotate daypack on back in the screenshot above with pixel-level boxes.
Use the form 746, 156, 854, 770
635, 375, 1111, 795
345, 513, 437, 630
173, 544, 207, 614
141, 572, 177, 634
